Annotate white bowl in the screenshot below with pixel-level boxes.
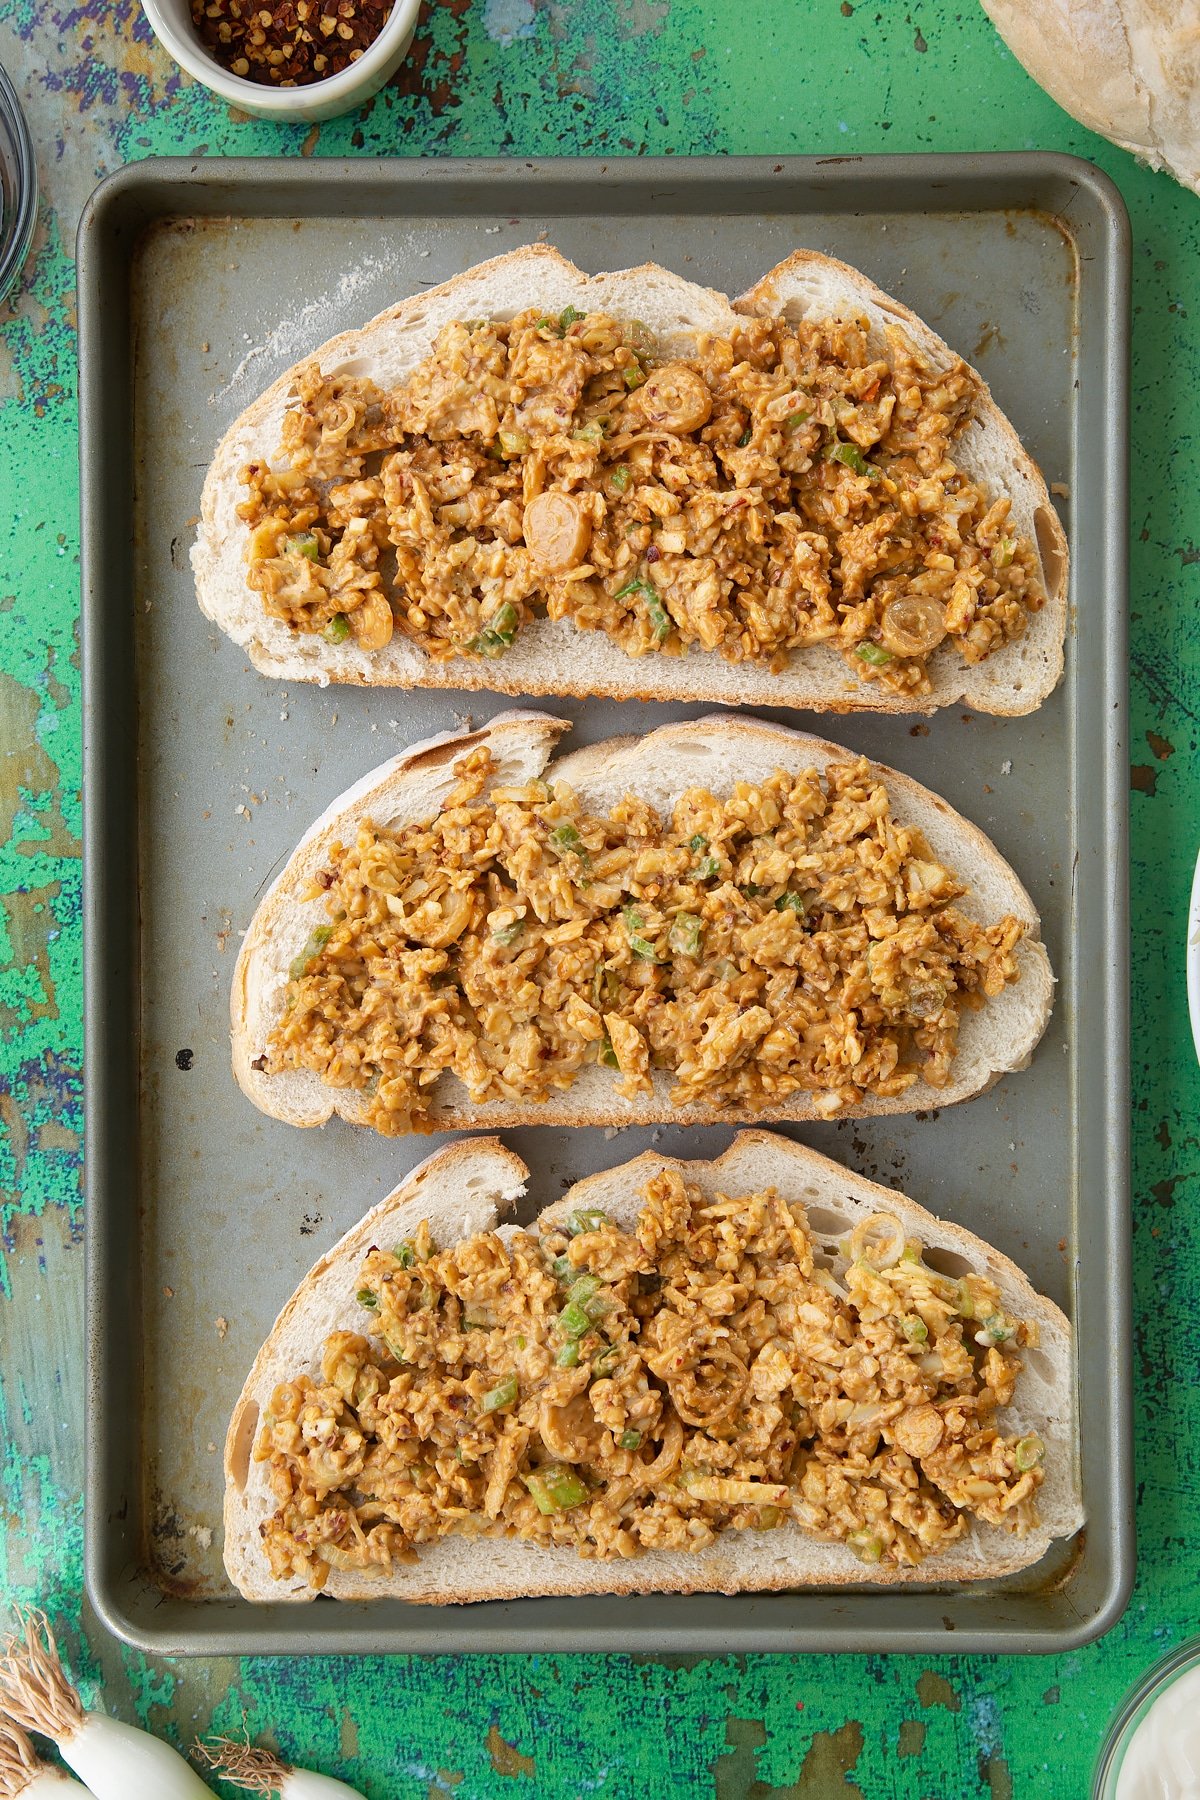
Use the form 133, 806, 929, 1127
139, 0, 421, 121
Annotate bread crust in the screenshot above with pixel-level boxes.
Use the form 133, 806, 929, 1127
222, 1130, 1082, 1605
193, 245, 1068, 716
231, 710, 1055, 1133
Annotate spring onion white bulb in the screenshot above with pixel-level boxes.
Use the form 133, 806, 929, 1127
0, 1716, 92, 1796
197, 1738, 368, 1799
0, 1611, 213, 1800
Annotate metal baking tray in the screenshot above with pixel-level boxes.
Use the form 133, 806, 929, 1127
80, 154, 1130, 1655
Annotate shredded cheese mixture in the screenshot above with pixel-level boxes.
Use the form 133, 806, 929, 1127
238, 305, 1046, 695
261, 747, 1027, 1133
256, 1173, 1046, 1587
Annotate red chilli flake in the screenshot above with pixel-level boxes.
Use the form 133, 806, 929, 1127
190, 0, 394, 86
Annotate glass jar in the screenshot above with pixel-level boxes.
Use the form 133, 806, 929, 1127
1094, 1642, 1200, 1797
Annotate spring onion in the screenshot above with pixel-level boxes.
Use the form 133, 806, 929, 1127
591, 1345, 622, 1378
823, 439, 878, 478
548, 821, 585, 857
286, 532, 320, 562
523, 1466, 588, 1514
289, 923, 332, 979
609, 464, 631, 492
695, 854, 721, 881
901, 1313, 928, 1346
393, 1241, 417, 1268
356, 1288, 379, 1312
467, 601, 519, 657
783, 409, 811, 432
1015, 1434, 1044, 1472
557, 1300, 594, 1340
491, 918, 525, 947
565, 1273, 601, 1308
198, 1739, 367, 1799
687, 833, 708, 853
481, 1373, 518, 1414
550, 1253, 575, 1282
855, 642, 893, 668
593, 966, 621, 1011
618, 1429, 642, 1451
0, 1716, 90, 1795
976, 1313, 1015, 1347
774, 891, 807, 917
0, 1608, 214, 1799
738, 427, 752, 447
322, 614, 350, 644
613, 574, 671, 642
668, 913, 703, 958
555, 1342, 580, 1369
622, 359, 646, 391
567, 1207, 608, 1237
622, 906, 660, 961
571, 419, 606, 445
846, 1530, 884, 1564
994, 536, 1017, 568
559, 304, 586, 329
599, 1035, 619, 1069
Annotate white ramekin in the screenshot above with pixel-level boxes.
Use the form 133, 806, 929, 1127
139, 0, 422, 122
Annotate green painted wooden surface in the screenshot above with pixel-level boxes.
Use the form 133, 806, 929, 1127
1, 0, 1197, 1792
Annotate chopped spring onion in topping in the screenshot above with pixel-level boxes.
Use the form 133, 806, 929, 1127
1015, 1433, 1044, 1472
774, 891, 807, 917
687, 833, 708, 853
599, 1035, 619, 1069
497, 428, 530, 457
622, 359, 647, 391
558, 1300, 595, 1339
323, 613, 351, 644
668, 912, 703, 959
956, 1279, 976, 1318
566, 1273, 601, 1309
289, 923, 332, 979
591, 1345, 622, 1378
559, 304, 586, 329
572, 419, 606, 444
619, 1429, 642, 1450
567, 1207, 609, 1237
695, 855, 721, 881
901, 1313, 929, 1345
593, 965, 621, 1010
610, 463, 631, 492
523, 1465, 588, 1513
515, 1335, 526, 1350
855, 642, 894, 668
784, 409, 811, 432
467, 601, 519, 657
823, 439, 878, 478
533, 315, 558, 333
738, 427, 752, 447
481, 1373, 518, 1414
622, 906, 660, 960
613, 574, 671, 642
394, 1241, 416, 1268
549, 821, 585, 856
356, 1288, 379, 1312
847, 1529, 884, 1564
754, 1505, 783, 1530
555, 1342, 580, 1368
550, 1253, 575, 1282
976, 1313, 1015, 1346
994, 536, 1017, 568
625, 319, 657, 356
286, 531, 320, 561
492, 918, 525, 946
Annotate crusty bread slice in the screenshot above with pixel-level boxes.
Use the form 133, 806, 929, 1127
193, 244, 1067, 716
231, 710, 1055, 1132
223, 1130, 1081, 1604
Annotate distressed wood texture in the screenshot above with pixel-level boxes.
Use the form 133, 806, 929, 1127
0, 0, 1195, 1793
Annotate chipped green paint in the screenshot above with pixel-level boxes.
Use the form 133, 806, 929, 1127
1, 0, 1198, 1793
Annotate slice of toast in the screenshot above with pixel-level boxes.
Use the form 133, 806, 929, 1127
194, 245, 1067, 715
231, 710, 1055, 1132
223, 1131, 1081, 1604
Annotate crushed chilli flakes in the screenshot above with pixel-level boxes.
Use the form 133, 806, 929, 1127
261, 745, 1027, 1133
237, 305, 1047, 693
190, 0, 394, 86
255, 1172, 1046, 1588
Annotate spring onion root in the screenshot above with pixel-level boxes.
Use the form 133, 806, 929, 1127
0, 1610, 213, 1799
0, 1716, 89, 1796
197, 1737, 368, 1799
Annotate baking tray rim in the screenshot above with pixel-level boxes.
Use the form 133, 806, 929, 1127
79, 149, 1132, 1657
